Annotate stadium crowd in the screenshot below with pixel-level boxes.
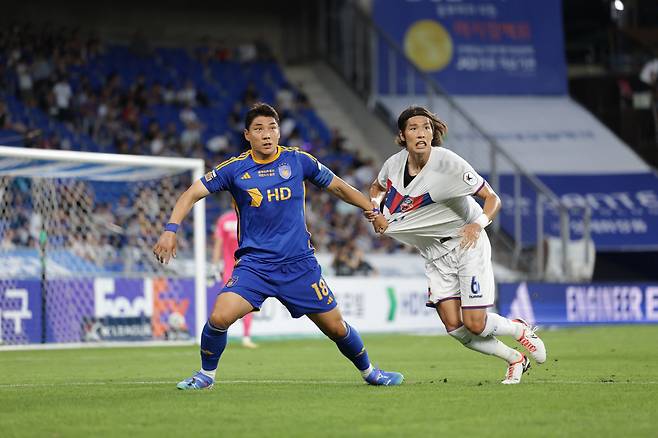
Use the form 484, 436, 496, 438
0, 24, 408, 274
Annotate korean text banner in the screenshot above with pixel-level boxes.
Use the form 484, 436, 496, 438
373, 0, 567, 95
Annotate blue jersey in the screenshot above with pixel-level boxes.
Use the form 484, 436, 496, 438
201, 146, 335, 264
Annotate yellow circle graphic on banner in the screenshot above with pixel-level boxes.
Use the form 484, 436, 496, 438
404, 20, 453, 72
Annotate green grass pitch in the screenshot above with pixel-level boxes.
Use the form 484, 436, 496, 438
1, 325, 657, 437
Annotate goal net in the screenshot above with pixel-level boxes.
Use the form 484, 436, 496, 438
0, 146, 206, 346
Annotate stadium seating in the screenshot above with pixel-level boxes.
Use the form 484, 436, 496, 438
0, 26, 404, 273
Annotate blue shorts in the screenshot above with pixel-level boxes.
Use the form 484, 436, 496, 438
219, 256, 337, 318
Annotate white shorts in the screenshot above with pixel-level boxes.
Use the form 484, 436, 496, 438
425, 231, 495, 309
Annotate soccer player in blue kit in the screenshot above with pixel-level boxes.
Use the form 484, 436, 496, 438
153, 103, 403, 389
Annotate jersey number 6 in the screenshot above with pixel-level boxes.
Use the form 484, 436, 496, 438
470, 276, 480, 294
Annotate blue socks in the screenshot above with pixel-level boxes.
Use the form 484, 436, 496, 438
200, 320, 372, 379
335, 323, 371, 372
200, 321, 227, 374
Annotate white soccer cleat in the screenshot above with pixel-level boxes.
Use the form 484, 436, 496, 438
513, 318, 547, 364
501, 354, 530, 385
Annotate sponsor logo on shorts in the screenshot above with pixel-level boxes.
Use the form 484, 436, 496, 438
226, 276, 238, 287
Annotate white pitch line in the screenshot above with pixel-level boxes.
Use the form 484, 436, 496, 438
0, 380, 354, 388
532, 380, 658, 385
1, 379, 657, 389
0, 340, 195, 352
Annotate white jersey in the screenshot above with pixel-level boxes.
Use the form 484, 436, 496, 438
377, 147, 485, 261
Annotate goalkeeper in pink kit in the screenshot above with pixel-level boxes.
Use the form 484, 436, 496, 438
213, 211, 257, 348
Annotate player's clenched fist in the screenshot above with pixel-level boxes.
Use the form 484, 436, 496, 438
373, 214, 389, 234
153, 231, 177, 264
363, 201, 381, 223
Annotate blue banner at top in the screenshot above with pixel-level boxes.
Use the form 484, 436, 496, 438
373, 0, 567, 95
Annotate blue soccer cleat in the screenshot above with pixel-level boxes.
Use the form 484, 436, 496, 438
364, 368, 404, 386
176, 371, 214, 390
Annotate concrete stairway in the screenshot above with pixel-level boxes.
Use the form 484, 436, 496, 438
282, 62, 398, 164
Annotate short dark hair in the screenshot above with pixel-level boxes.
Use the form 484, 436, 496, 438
396, 106, 448, 147
244, 102, 280, 130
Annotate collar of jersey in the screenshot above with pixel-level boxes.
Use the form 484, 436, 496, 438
250, 146, 281, 164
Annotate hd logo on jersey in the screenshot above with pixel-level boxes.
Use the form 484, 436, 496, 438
247, 187, 292, 206
246, 188, 263, 207
267, 187, 291, 202
278, 163, 292, 180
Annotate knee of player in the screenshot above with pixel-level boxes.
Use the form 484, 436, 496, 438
463, 317, 486, 335
326, 320, 348, 340
438, 309, 462, 332
208, 312, 235, 330
441, 317, 463, 332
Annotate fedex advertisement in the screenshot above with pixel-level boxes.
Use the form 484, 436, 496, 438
0, 278, 196, 344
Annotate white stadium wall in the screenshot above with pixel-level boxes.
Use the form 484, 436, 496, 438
227, 277, 443, 338
379, 96, 649, 175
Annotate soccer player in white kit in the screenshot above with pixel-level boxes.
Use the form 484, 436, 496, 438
368, 106, 546, 384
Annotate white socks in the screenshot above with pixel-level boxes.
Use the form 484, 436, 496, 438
448, 326, 522, 364
479, 313, 523, 338
447, 325, 473, 344
360, 364, 375, 378
199, 368, 216, 380
470, 336, 522, 364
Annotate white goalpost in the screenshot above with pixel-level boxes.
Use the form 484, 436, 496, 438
0, 146, 207, 346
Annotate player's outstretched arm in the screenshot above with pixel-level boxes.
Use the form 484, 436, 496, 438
153, 180, 210, 264
326, 175, 373, 210
461, 182, 502, 249
326, 176, 388, 233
